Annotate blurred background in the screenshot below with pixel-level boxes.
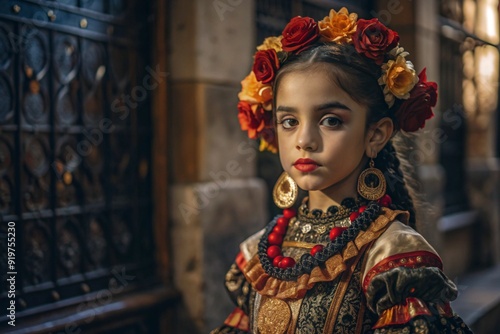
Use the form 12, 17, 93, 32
0, 0, 499, 333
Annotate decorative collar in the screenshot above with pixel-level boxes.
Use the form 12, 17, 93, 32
298, 196, 362, 224
243, 207, 409, 299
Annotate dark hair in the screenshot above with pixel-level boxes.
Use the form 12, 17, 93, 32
273, 43, 417, 228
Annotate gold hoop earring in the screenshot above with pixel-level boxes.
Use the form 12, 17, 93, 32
357, 159, 386, 201
273, 172, 298, 209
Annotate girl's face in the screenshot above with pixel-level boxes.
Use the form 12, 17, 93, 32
275, 66, 370, 200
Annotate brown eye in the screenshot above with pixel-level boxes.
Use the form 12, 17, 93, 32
320, 117, 342, 128
280, 118, 298, 129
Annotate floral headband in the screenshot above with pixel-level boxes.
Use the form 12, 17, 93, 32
237, 7, 438, 153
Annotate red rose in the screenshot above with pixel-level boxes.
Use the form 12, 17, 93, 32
261, 127, 277, 144
352, 18, 399, 65
395, 68, 438, 132
253, 49, 280, 84
238, 101, 268, 139
281, 16, 320, 52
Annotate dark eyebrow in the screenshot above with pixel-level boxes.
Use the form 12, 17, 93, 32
276, 106, 296, 113
276, 102, 352, 113
316, 102, 351, 112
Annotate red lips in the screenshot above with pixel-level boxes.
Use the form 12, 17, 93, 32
293, 158, 319, 172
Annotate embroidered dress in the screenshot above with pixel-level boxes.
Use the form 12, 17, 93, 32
211, 208, 472, 334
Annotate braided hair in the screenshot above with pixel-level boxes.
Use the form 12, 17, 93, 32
274, 43, 419, 229
375, 140, 417, 229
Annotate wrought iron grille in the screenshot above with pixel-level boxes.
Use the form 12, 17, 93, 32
0, 0, 155, 322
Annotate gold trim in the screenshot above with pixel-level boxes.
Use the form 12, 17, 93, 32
322, 243, 368, 334
282, 241, 318, 249
355, 243, 373, 333
373, 297, 432, 329
287, 299, 304, 334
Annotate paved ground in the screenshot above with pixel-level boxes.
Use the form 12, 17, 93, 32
452, 264, 500, 333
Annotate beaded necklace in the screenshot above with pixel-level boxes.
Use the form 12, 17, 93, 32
286, 197, 362, 243
258, 195, 392, 281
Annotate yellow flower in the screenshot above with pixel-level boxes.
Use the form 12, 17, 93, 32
259, 137, 278, 153
318, 7, 358, 44
257, 36, 283, 52
379, 56, 418, 107
238, 71, 273, 109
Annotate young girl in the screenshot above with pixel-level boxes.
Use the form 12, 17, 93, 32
212, 8, 473, 334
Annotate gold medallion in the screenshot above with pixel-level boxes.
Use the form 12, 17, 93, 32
257, 298, 291, 333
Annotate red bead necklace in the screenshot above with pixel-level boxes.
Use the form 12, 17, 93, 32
266, 195, 393, 268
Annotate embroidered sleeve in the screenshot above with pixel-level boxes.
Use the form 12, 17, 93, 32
363, 252, 455, 314
224, 255, 253, 316
372, 314, 473, 334
211, 253, 252, 333
210, 307, 249, 334
210, 320, 248, 334
364, 253, 473, 333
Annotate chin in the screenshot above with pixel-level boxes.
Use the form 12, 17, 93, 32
295, 181, 325, 192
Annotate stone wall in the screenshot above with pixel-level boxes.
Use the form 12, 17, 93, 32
167, 1, 267, 332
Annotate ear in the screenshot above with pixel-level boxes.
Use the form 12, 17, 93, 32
365, 117, 394, 158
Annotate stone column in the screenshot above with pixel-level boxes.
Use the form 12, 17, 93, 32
413, 0, 446, 255
375, 0, 454, 268
168, 1, 267, 333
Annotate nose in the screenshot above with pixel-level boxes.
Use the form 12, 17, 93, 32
296, 123, 318, 152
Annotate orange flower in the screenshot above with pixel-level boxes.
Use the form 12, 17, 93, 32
318, 7, 358, 44
257, 36, 283, 52
238, 101, 271, 139
238, 71, 273, 110
379, 56, 418, 107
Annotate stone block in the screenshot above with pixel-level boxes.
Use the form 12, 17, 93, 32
468, 158, 500, 265
169, 82, 257, 182
169, 82, 204, 182
437, 211, 480, 278
417, 164, 445, 253
202, 83, 257, 181
169, 0, 255, 82
169, 0, 197, 80
170, 178, 268, 333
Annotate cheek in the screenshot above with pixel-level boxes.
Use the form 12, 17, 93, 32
345, 122, 368, 147
277, 127, 292, 145
324, 131, 366, 164
278, 137, 292, 163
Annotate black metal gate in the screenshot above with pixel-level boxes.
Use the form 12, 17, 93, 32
0, 1, 160, 332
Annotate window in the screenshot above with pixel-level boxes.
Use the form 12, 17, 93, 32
439, 0, 499, 214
